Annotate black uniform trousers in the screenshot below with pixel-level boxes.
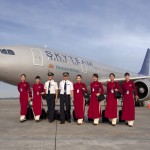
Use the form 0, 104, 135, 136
46, 94, 56, 121
60, 94, 71, 122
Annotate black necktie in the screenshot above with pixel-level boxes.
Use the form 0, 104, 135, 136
64, 81, 67, 95
48, 82, 50, 95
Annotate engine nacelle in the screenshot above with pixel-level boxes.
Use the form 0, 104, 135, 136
134, 79, 150, 101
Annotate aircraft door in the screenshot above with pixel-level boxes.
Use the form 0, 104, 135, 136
30, 48, 43, 66
81, 63, 87, 73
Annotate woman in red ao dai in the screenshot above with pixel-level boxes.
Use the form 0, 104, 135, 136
32, 76, 45, 122
73, 75, 87, 125
105, 73, 121, 126
18, 74, 32, 122
121, 72, 138, 127
88, 73, 104, 125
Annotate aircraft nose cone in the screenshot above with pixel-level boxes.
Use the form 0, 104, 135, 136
0, 53, 5, 80
0, 49, 10, 82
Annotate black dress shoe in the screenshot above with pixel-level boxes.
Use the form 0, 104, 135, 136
60, 121, 65, 124
128, 125, 133, 127
126, 122, 128, 126
68, 120, 71, 123
88, 118, 93, 123
49, 120, 54, 123
36, 120, 40, 123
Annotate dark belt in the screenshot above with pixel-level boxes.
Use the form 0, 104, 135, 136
60, 94, 70, 96
46, 94, 55, 96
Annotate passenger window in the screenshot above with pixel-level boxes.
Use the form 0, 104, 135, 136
1, 49, 7, 54
7, 49, 15, 55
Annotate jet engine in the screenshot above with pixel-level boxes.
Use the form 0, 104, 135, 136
134, 79, 150, 106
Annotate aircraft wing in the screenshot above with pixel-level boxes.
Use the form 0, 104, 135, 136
99, 76, 150, 86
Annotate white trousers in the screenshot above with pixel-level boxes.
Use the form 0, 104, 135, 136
128, 121, 134, 126
109, 118, 117, 125
77, 119, 83, 124
35, 115, 40, 121
94, 118, 99, 124
20, 115, 26, 121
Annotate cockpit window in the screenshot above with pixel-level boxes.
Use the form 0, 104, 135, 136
1, 49, 7, 54
7, 49, 15, 55
0, 49, 15, 55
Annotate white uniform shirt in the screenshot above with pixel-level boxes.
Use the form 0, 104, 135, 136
44, 80, 58, 94
59, 80, 74, 95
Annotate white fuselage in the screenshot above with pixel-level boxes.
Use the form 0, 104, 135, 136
0, 45, 138, 88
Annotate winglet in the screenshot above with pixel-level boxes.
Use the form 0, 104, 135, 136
138, 48, 150, 76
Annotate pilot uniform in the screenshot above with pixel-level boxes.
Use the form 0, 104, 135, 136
121, 80, 138, 127
105, 81, 121, 126
59, 72, 74, 124
44, 72, 58, 122
73, 82, 87, 125
32, 83, 45, 121
18, 81, 32, 122
88, 81, 104, 125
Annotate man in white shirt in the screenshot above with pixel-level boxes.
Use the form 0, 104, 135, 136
44, 72, 58, 123
59, 72, 74, 124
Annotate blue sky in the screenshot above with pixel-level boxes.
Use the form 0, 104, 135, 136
0, 0, 150, 97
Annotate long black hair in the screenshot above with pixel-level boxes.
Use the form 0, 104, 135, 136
93, 73, 98, 78
35, 76, 41, 79
21, 74, 26, 78
109, 73, 115, 78
76, 74, 82, 79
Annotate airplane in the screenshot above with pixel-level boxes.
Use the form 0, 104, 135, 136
0, 45, 150, 106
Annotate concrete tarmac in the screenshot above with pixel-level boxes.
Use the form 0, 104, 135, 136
0, 100, 150, 150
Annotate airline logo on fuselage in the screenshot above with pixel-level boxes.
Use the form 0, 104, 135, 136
48, 64, 54, 68
56, 65, 80, 73
48, 63, 80, 73
45, 51, 93, 67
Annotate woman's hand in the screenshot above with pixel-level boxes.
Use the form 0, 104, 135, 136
41, 92, 45, 95
96, 93, 100, 97
135, 95, 139, 101
82, 88, 85, 91
29, 97, 32, 100
115, 89, 118, 91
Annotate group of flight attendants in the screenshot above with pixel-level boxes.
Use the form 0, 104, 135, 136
18, 71, 138, 127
